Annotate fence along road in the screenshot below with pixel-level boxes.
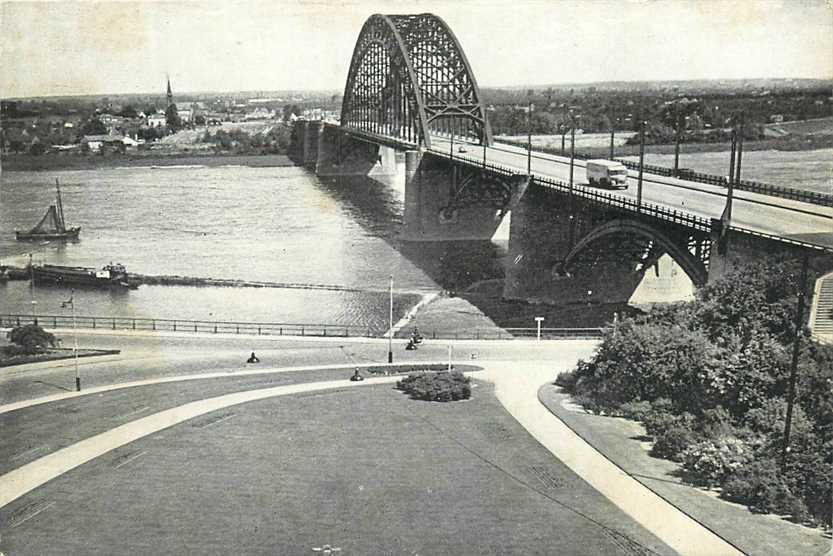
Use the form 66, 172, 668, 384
0, 314, 605, 341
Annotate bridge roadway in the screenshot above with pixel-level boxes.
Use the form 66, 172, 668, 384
428, 136, 833, 251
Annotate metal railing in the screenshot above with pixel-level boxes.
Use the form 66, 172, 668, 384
494, 137, 832, 207
0, 314, 372, 338
429, 147, 714, 232
533, 174, 713, 232
0, 314, 607, 341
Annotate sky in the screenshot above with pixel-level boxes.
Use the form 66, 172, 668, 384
1, 0, 831, 98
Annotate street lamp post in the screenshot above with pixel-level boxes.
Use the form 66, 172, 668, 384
527, 101, 533, 175
29, 253, 37, 325
388, 275, 394, 364
734, 111, 745, 185
534, 317, 545, 341
673, 104, 682, 177
637, 120, 646, 212
62, 290, 80, 391
568, 112, 576, 189
72, 294, 80, 391
609, 114, 615, 160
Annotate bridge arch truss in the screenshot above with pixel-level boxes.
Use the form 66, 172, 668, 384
340, 14, 492, 149
562, 218, 710, 287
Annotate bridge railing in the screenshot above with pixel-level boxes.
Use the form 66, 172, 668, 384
494, 137, 833, 207
429, 147, 713, 231
534, 175, 714, 231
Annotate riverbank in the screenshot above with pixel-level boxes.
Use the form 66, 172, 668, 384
1, 152, 294, 172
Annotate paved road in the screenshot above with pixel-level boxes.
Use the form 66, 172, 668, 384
0, 333, 744, 555
430, 137, 833, 250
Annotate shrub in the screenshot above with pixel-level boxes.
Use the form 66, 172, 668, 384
682, 437, 752, 487
698, 407, 736, 440
554, 368, 579, 391
721, 459, 809, 522
616, 400, 652, 421
6, 324, 56, 355
396, 371, 471, 402
652, 423, 701, 462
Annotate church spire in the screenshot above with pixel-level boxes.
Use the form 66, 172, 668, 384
166, 76, 173, 107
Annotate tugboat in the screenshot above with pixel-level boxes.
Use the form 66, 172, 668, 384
32, 262, 137, 289
15, 179, 81, 241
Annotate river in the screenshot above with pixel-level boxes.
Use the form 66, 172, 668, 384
0, 163, 442, 331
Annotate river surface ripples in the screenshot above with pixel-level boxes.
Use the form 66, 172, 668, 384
0, 163, 439, 330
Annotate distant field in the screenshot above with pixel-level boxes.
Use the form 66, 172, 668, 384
765, 116, 833, 136
159, 120, 281, 145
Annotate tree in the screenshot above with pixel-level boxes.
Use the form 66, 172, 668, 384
120, 105, 138, 118
80, 118, 107, 136
165, 104, 182, 133
7, 324, 56, 354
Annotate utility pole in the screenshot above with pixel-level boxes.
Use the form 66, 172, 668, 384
637, 120, 646, 211
782, 255, 809, 469
673, 103, 682, 177
609, 106, 615, 160
568, 110, 576, 189
734, 111, 745, 185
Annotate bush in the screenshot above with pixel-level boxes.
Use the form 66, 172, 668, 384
396, 371, 471, 402
722, 459, 808, 521
682, 437, 752, 487
6, 324, 56, 355
616, 400, 652, 421
652, 423, 701, 462
554, 368, 579, 391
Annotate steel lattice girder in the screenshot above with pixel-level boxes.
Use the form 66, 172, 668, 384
341, 13, 492, 149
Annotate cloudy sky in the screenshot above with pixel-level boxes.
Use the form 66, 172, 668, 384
1, 0, 831, 98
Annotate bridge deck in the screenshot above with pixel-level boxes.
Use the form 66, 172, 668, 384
429, 136, 833, 252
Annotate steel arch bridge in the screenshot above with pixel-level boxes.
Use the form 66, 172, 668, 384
340, 13, 492, 150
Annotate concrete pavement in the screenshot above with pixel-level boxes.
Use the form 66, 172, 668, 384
1, 336, 746, 555
481, 360, 744, 556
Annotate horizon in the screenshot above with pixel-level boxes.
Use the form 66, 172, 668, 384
4, 76, 832, 103
2, 1, 832, 99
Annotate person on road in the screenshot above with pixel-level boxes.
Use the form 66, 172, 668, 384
247, 352, 260, 363
349, 368, 364, 381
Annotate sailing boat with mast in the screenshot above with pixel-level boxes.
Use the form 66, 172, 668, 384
15, 178, 81, 241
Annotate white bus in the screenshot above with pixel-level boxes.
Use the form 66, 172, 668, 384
586, 160, 629, 189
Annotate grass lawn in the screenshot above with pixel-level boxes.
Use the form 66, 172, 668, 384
539, 384, 831, 556
1, 381, 674, 555
0, 346, 120, 367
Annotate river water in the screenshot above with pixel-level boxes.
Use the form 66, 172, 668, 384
0, 163, 444, 331
1, 148, 829, 330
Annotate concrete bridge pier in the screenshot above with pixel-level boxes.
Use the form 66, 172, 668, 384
401, 152, 529, 242
313, 124, 396, 178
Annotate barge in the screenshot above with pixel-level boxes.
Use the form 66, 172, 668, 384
32, 263, 137, 289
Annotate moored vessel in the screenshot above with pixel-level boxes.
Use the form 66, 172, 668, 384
32, 263, 137, 289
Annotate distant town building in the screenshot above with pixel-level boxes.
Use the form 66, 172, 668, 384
147, 113, 167, 128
